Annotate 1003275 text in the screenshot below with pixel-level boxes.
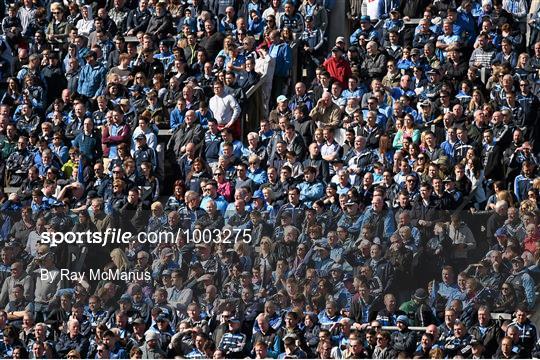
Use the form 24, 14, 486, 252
183, 228, 252, 244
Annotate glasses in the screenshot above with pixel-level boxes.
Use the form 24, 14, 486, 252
214, 173, 223, 176
113, 170, 121, 174
136, 76, 144, 79
406, 179, 415, 182
52, 11, 61, 14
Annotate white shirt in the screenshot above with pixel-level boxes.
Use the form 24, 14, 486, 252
209, 93, 241, 126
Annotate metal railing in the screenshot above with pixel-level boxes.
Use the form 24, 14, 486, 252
377, 313, 513, 332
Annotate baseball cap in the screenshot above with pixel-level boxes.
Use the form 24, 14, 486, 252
162, 269, 172, 277
129, 84, 144, 93
253, 190, 264, 200
84, 50, 97, 59
314, 244, 330, 251
132, 317, 145, 325
277, 95, 288, 103
360, 15, 371, 22
470, 338, 483, 347
330, 263, 343, 272
413, 288, 428, 301
511, 256, 524, 264
283, 333, 298, 341
494, 227, 508, 237
396, 315, 409, 325
156, 314, 169, 322
118, 294, 132, 303
443, 176, 454, 183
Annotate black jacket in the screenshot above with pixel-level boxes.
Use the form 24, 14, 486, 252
125, 8, 151, 34
469, 320, 502, 358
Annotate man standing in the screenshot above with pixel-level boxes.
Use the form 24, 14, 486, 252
209, 81, 241, 138
269, 30, 292, 108
77, 51, 107, 102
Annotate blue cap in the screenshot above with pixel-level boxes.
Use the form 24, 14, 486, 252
396, 315, 409, 325
495, 227, 508, 237
253, 190, 264, 200
129, 84, 144, 93
51, 200, 65, 208
156, 314, 169, 322
360, 15, 371, 22
118, 294, 132, 303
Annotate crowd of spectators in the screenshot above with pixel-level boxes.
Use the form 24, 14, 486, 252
1, 0, 540, 358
